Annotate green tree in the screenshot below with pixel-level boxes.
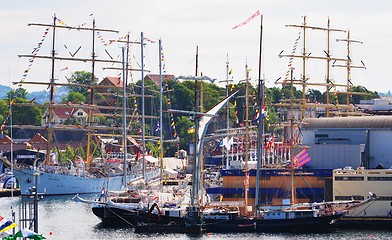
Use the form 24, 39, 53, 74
176, 116, 194, 152
145, 141, 159, 158
0, 99, 8, 124
202, 82, 224, 111
11, 98, 42, 125
75, 146, 86, 160
67, 71, 96, 94
62, 91, 87, 104
351, 86, 379, 104
307, 89, 323, 102
61, 145, 76, 161
6, 88, 28, 100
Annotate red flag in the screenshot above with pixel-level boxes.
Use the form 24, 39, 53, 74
232, 10, 260, 29
293, 149, 311, 168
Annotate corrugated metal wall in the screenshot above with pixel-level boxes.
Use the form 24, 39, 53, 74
306, 144, 362, 169
368, 130, 392, 168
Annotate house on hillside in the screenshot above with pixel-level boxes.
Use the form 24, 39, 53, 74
144, 74, 175, 86
42, 106, 100, 126
97, 77, 123, 93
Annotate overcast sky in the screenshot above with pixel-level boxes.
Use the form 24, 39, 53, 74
1, 0, 391, 94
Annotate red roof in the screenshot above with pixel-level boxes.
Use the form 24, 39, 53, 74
53, 108, 75, 119
29, 133, 47, 144
0, 136, 32, 152
0, 135, 13, 144
99, 77, 123, 87
145, 74, 175, 86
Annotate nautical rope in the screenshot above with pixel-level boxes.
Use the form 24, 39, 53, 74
106, 206, 136, 227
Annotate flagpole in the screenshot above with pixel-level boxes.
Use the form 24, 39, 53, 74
159, 39, 164, 188
141, 32, 146, 183
289, 67, 295, 205
255, 13, 263, 215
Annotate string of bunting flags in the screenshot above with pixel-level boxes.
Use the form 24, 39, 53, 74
284, 31, 302, 81
161, 45, 166, 73
20, 27, 50, 86
164, 83, 178, 142
0, 100, 14, 134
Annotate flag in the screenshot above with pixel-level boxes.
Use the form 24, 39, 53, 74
60, 67, 68, 71
293, 149, 311, 168
215, 137, 227, 151
252, 109, 260, 123
232, 10, 261, 29
98, 187, 105, 201
187, 126, 195, 134
0, 216, 17, 233
7, 228, 45, 239
225, 137, 234, 150
155, 121, 161, 132
261, 104, 267, 119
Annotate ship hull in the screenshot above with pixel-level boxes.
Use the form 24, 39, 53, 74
13, 169, 124, 196
92, 203, 139, 226
109, 207, 343, 233
254, 213, 343, 232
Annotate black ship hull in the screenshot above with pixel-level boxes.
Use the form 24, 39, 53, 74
92, 204, 139, 226
93, 202, 344, 233
134, 211, 344, 233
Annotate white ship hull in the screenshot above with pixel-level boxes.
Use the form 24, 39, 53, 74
14, 168, 125, 196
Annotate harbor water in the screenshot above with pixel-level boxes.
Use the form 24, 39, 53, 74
0, 195, 391, 240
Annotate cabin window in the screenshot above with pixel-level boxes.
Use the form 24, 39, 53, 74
335, 176, 364, 181
315, 134, 329, 138
335, 196, 364, 201
375, 196, 392, 201
368, 177, 392, 181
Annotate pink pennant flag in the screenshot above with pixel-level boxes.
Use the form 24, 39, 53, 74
232, 10, 260, 29
60, 67, 68, 71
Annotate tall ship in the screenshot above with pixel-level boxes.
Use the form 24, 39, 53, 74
7, 15, 155, 196
130, 15, 375, 234
204, 15, 379, 222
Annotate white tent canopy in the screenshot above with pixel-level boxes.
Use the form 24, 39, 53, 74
145, 155, 159, 163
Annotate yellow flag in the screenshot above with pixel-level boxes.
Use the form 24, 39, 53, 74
187, 127, 195, 134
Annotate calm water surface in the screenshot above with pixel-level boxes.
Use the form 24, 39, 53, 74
0, 196, 391, 240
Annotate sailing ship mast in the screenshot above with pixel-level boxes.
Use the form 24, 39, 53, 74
244, 63, 250, 212
334, 31, 367, 106
289, 68, 296, 205
121, 46, 128, 189
278, 16, 355, 119
158, 39, 164, 187
255, 14, 263, 212
16, 14, 121, 166
46, 14, 57, 166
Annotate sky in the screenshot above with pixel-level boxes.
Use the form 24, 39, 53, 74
1, 0, 391, 94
